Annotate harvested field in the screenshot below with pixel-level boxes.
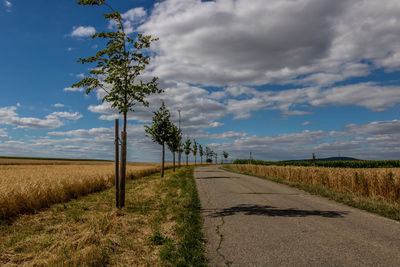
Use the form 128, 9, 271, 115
0, 161, 172, 219
0, 167, 205, 266
230, 164, 400, 203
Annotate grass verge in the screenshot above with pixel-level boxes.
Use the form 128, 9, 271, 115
159, 167, 207, 266
223, 166, 400, 222
0, 167, 206, 266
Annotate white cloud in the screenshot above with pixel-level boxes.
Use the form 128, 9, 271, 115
301, 121, 312, 126
88, 81, 227, 133
76, 73, 85, 79
4, 0, 11, 7
67, 47, 73, 52
52, 103, 65, 108
309, 83, 400, 111
70, 26, 96, 38
224, 82, 400, 118
205, 118, 400, 161
195, 131, 247, 140
0, 106, 82, 129
1, 124, 160, 161
51, 112, 83, 121
344, 120, 400, 135
139, 0, 400, 87
64, 87, 83, 92
0, 128, 9, 140
48, 127, 112, 137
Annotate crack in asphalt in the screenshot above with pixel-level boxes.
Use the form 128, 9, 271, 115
215, 215, 232, 266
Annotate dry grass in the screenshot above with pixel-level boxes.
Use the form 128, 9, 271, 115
0, 168, 184, 266
0, 167, 205, 266
0, 161, 173, 220
230, 164, 400, 203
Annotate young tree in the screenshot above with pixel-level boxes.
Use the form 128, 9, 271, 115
184, 138, 192, 166
192, 139, 198, 165
205, 146, 213, 163
198, 144, 203, 165
166, 123, 181, 172
177, 144, 183, 168
73, 0, 161, 208
214, 152, 218, 165
223, 151, 229, 164
144, 102, 172, 177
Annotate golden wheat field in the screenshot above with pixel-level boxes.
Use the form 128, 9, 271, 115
0, 160, 172, 220
231, 164, 400, 203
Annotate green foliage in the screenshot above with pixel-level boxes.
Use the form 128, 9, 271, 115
72, 1, 161, 115
76, 0, 104, 6
166, 123, 182, 153
184, 139, 191, 156
205, 146, 213, 161
144, 101, 172, 146
198, 144, 203, 157
223, 151, 228, 159
233, 159, 400, 168
149, 232, 169, 245
192, 139, 197, 157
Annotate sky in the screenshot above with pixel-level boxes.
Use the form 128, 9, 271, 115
1, 0, 400, 162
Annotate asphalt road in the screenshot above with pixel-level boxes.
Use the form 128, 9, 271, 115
194, 165, 400, 266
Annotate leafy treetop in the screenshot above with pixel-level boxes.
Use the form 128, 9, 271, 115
192, 139, 197, 156
166, 123, 182, 153
144, 101, 172, 146
199, 144, 203, 157
184, 139, 192, 156
73, 0, 161, 115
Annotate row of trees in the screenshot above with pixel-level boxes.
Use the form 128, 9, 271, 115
72, 0, 229, 206
144, 102, 230, 177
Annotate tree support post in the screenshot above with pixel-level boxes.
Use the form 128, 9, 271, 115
119, 131, 127, 207
173, 152, 176, 172
115, 119, 120, 208
161, 142, 165, 177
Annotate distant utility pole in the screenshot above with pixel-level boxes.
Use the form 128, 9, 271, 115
249, 152, 252, 165
178, 109, 182, 168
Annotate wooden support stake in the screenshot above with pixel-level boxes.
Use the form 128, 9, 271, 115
161, 142, 165, 177
119, 131, 127, 207
115, 119, 120, 208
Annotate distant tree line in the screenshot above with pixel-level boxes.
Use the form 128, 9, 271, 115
145, 102, 231, 176
233, 159, 400, 168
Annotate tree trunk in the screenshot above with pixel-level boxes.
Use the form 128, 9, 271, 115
173, 151, 175, 172
161, 142, 165, 177
115, 119, 120, 208
201, 156, 202, 165
178, 150, 181, 168
186, 155, 188, 166
119, 130, 127, 208
195, 156, 196, 166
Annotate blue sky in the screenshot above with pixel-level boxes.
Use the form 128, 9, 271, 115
1, 0, 400, 162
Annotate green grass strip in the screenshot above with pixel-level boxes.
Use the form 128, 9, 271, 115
160, 167, 208, 267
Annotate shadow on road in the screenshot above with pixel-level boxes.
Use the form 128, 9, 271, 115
206, 204, 348, 218
196, 176, 234, 179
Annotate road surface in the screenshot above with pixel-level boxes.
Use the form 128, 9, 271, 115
194, 165, 400, 266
